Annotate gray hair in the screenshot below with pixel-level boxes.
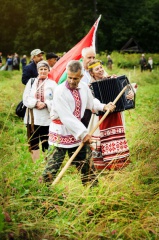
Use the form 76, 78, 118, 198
66, 60, 84, 75
81, 46, 96, 58
37, 60, 50, 70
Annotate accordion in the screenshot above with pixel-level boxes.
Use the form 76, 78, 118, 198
91, 75, 135, 114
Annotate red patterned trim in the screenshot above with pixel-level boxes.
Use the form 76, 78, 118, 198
70, 89, 81, 120
100, 126, 124, 137
35, 79, 45, 102
49, 132, 80, 146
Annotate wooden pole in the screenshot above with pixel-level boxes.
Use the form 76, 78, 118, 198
51, 85, 128, 187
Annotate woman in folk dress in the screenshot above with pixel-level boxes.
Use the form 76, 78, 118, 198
23, 61, 57, 162
88, 60, 137, 170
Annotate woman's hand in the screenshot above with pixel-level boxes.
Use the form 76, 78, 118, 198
103, 102, 116, 112
35, 101, 46, 109
126, 90, 134, 100
110, 74, 117, 78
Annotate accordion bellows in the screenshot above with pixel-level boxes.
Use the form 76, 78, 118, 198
91, 75, 135, 115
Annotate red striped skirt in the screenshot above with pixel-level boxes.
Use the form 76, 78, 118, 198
91, 112, 130, 170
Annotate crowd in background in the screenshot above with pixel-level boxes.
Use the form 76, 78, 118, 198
0, 52, 22, 71
0, 51, 154, 73
0, 51, 62, 71
139, 54, 153, 72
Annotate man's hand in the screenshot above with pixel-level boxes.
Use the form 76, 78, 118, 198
103, 102, 116, 113
83, 134, 91, 144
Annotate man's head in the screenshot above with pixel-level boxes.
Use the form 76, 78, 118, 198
81, 46, 96, 70
46, 52, 58, 68
30, 49, 44, 64
66, 60, 84, 89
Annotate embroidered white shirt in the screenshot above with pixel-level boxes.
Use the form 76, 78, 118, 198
49, 81, 105, 148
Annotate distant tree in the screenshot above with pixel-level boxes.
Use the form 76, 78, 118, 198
0, 0, 26, 55
0, 0, 159, 55
135, 0, 159, 52
14, 0, 95, 54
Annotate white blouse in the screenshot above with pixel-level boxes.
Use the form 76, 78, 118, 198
23, 77, 57, 126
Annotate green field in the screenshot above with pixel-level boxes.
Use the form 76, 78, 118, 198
0, 55, 159, 239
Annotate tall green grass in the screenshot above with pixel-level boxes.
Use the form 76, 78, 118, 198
0, 55, 159, 239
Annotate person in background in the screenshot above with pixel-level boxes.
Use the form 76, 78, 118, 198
22, 49, 44, 85
13, 53, 20, 70
87, 59, 137, 171
0, 52, 2, 67
23, 60, 57, 162
46, 52, 58, 70
148, 57, 153, 72
7, 54, 13, 71
80, 46, 96, 84
42, 60, 115, 185
107, 55, 113, 70
21, 55, 27, 70
58, 47, 98, 86
139, 54, 147, 72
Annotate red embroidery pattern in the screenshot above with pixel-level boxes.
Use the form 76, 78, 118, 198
101, 139, 129, 156
100, 126, 124, 138
70, 89, 81, 119
100, 126, 129, 157
35, 79, 45, 102
91, 125, 130, 170
49, 132, 81, 146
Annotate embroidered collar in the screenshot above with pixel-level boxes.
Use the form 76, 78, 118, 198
65, 80, 81, 90
38, 77, 48, 81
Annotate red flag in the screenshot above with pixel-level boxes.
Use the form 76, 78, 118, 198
48, 15, 101, 83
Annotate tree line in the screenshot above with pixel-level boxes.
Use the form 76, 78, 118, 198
0, 0, 159, 56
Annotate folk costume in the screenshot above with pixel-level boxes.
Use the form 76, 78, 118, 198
88, 80, 137, 171
88, 112, 130, 170
42, 80, 106, 184
23, 76, 57, 152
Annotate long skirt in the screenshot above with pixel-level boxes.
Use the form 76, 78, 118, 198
88, 112, 130, 170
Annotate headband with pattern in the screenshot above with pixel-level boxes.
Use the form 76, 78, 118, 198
88, 61, 101, 69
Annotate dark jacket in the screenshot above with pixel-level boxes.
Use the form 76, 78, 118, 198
21, 58, 27, 67
22, 61, 38, 85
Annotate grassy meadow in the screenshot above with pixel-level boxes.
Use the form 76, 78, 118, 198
0, 53, 159, 240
